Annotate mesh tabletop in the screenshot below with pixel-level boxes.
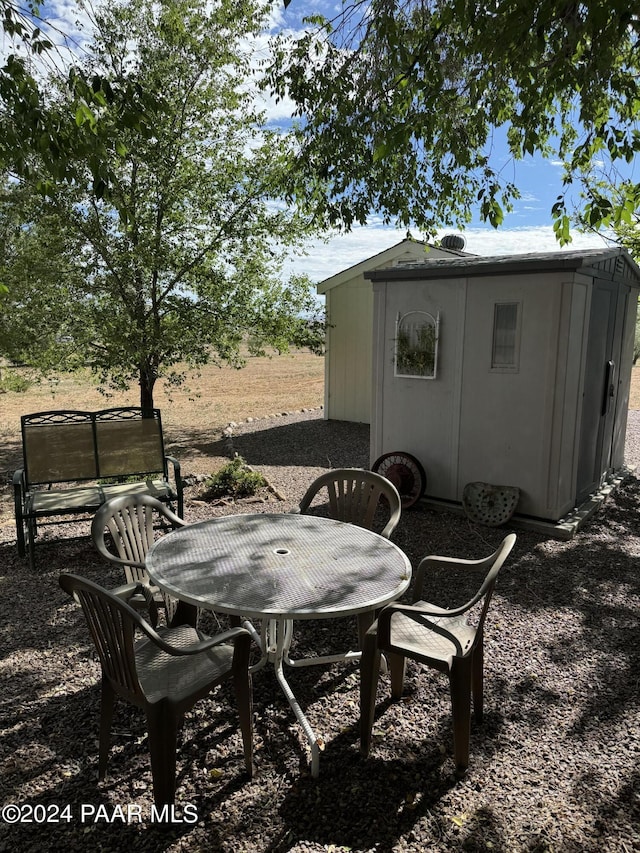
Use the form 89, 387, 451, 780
146, 513, 412, 619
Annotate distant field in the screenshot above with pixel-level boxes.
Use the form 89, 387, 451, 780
0, 352, 325, 476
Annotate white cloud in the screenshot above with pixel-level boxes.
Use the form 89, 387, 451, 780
284, 223, 615, 284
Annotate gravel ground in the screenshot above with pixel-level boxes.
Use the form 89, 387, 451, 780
1, 410, 639, 852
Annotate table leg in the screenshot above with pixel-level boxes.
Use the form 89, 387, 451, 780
266, 618, 325, 778
282, 612, 372, 669
256, 611, 379, 777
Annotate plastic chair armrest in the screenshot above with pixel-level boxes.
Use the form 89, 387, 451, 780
413, 553, 498, 602
137, 620, 252, 657
93, 539, 146, 571
111, 581, 143, 600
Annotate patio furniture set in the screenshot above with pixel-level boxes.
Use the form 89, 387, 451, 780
13, 408, 517, 810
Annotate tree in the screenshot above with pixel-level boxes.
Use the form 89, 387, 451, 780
572, 167, 640, 359
266, 0, 640, 241
0, 1, 158, 205
0, 180, 87, 367
1, 0, 324, 410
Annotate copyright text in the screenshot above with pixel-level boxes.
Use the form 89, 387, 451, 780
1, 802, 198, 825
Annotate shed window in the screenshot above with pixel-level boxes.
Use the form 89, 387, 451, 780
395, 311, 439, 379
491, 302, 520, 370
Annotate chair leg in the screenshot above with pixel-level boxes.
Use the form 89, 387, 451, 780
170, 600, 198, 629
357, 611, 375, 650
27, 517, 37, 570
233, 669, 254, 777
388, 651, 407, 699
471, 639, 484, 722
146, 702, 178, 808
231, 633, 254, 776
99, 677, 116, 780
450, 656, 472, 774
15, 512, 26, 557
359, 632, 381, 757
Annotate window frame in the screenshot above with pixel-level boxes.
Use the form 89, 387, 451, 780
394, 310, 440, 380
490, 301, 522, 373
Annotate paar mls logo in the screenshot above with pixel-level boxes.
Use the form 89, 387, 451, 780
80, 803, 198, 824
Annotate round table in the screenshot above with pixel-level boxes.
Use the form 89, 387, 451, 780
146, 512, 412, 775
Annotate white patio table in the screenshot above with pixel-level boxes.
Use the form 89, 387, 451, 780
145, 512, 412, 776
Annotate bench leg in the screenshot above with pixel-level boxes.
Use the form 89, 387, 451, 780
15, 516, 26, 558
26, 517, 37, 570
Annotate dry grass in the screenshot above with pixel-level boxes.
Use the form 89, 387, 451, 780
0, 351, 324, 473
1, 358, 639, 852
3, 357, 639, 478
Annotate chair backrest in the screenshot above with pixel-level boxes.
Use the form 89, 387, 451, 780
91, 493, 185, 585
468, 533, 516, 637
22, 411, 97, 484
59, 572, 146, 705
298, 468, 402, 538
94, 408, 165, 479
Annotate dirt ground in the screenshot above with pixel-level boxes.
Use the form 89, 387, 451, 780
1, 359, 639, 852
3, 355, 639, 471
1, 410, 639, 852
0, 351, 324, 464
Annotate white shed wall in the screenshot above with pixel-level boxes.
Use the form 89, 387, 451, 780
371, 277, 467, 500
611, 286, 637, 468
370, 259, 639, 522
321, 241, 457, 423
324, 279, 373, 423
457, 274, 584, 518
372, 273, 575, 511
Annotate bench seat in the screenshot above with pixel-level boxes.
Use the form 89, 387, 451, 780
27, 479, 175, 515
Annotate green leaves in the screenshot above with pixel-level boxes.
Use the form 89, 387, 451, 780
266, 0, 640, 239
75, 103, 96, 130
0, 0, 325, 409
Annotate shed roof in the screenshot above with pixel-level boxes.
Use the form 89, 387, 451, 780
365, 247, 640, 285
317, 238, 471, 294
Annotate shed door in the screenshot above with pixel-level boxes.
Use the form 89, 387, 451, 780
576, 279, 627, 503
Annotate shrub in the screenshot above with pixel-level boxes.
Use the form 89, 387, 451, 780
203, 456, 266, 499
0, 370, 33, 393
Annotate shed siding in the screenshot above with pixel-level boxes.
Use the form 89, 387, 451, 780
368, 249, 640, 523
371, 277, 467, 500
322, 240, 454, 423
611, 286, 636, 468
457, 274, 568, 517
325, 276, 373, 423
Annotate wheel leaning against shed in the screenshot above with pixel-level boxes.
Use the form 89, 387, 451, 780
371, 451, 426, 509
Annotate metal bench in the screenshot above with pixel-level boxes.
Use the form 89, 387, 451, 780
13, 407, 182, 568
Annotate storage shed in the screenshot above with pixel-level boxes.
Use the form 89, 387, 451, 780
366, 248, 640, 529
317, 238, 468, 423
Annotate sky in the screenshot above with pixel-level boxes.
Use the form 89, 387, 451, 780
21, 1, 624, 285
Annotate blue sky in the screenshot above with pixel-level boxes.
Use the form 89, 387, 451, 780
28, 1, 621, 282
265, 0, 620, 280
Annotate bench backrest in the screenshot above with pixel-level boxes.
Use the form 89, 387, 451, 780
22, 408, 167, 486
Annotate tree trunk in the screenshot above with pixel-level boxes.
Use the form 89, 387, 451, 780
139, 366, 157, 414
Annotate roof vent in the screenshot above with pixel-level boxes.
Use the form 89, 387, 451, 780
441, 233, 467, 251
